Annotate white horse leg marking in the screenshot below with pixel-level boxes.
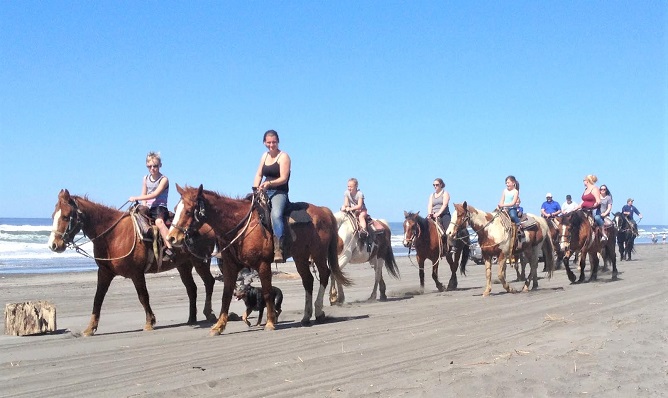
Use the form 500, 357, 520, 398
314, 284, 326, 318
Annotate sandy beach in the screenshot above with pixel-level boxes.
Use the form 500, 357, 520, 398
1, 245, 667, 397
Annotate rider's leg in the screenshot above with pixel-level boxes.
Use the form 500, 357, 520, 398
269, 191, 288, 262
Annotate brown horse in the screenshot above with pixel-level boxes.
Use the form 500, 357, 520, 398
447, 202, 554, 296
47, 189, 217, 336
402, 211, 470, 292
166, 184, 351, 336
330, 211, 400, 304
558, 210, 618, 283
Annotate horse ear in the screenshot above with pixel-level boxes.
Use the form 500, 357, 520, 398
462, 201, 468, 210
59, 189, 70, 200
416, 211, 420, 216
176, 183, 184, 195
197, 184, 204, 197
404, 210, 408, 218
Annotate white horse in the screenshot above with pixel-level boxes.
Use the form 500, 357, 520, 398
330, 211, 400, 304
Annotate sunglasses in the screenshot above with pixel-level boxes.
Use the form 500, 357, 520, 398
147, 164, 160, 169
433, 184, 441, 187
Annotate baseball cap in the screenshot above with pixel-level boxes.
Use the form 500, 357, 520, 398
627, 198, 634, 202
546, 193, 552, 198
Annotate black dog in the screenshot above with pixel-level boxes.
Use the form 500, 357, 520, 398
234, 284, 283, 327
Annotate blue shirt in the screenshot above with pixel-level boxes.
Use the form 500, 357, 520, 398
622, 204, 640, 220
541, 200, 561, 216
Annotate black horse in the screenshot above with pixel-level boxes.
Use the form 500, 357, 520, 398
614, 212, 636, 261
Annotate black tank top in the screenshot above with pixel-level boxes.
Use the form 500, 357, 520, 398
261, 153, 290, 192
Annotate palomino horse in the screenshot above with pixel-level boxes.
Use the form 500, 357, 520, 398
330, 211, 400, 304
614, 212, 636, 261
47, 189, 217, 336
402, 211, 470, 292
559, 210, 618, 282
167, 184, 351, 336
446, 202, 555, 296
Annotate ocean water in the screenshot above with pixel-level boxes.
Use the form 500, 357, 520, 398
1, 218, 665, 275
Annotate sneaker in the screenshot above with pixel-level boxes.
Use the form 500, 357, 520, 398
601, 234, 608, 242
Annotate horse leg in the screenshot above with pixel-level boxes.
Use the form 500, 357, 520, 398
313, 256, 331, 323
432, 259, 445, 292
193, 262, 217, 322
84, 266, 115, 336
446, 251, 458, 291
497, 254, 515, 294
483, 258, 493, 296
209, 265, 239, 336
563, 253, 576, 283
257, 262, 277, 330
296, 260, 315, 325
589, 251, 599, 282
176, 264, 199, 324
577, 253, 587, 283
418, 258, 426, 293
610, 244, 619, 281
329, 275, 339, 306
130, 273, 156, 331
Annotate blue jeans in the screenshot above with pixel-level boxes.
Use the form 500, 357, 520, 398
593, 210, 604, 227
507, 207, 520, 224
267, 190, 288, 239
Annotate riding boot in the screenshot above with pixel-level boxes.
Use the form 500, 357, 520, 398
273, 235, 285, 263
517, 225, 525, 243
601, 228, 608, 242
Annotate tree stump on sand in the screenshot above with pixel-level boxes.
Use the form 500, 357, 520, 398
4, 301, 57, 336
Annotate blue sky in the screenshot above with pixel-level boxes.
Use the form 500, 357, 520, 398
1, 2, 666, 224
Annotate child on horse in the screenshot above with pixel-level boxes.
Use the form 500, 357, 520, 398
341, 177, 369, 238
497, 175, 524, 242
129, 151, 174, 261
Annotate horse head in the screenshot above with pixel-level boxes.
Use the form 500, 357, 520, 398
447, 202, 470, 239
402, 211, 423, 248
48, 189, 84, 253
168, 184, 208, 248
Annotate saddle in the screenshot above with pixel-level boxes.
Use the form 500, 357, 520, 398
130, 204, 173, 266
344, 211, 386, 253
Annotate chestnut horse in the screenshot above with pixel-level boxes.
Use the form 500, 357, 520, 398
167, 184, 351, 336
558, 210, 618, 282
402, 211, 470, 292
446, 202, 554, 296
47, 189, 217, 336
614, 212, 636, 261
330, 211, 400, 304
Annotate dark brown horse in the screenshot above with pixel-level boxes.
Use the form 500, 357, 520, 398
558, 210, 618, 282
166, 184, 351, 336
47, 189, 217, 336
402, 211, 470, 292
614, 212, 636, 261
447, 203, 555, 296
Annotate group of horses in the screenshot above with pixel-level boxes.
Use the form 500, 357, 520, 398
48, 186, 637, 336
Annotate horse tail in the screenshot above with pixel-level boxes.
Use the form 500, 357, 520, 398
379, 221, 400, 279
542, 229, 555, 279
327, 210, 353, 287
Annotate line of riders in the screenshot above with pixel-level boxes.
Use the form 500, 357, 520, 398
129, 132, 642, 267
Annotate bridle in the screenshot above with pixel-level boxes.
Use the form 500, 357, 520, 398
175, 191, 259, 257
52, 198, 84, 245
403, 216, 422, 250
54, 198, 136, 261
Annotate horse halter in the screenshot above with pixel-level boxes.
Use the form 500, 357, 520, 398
54, 199, 83, 245
404, 218, 421, 247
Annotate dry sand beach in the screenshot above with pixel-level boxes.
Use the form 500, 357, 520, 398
1, 245, 667, 397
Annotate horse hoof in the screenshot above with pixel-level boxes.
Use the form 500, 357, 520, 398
264, 323, 275, 331
301, 319, 312, 327
83, 329, 95, 337
187, 317, 197, 325
209, 328, 222, 336
482, 291, 491, 297
144, 325, 154, 331
379, 295, 387, 302
206, 314, 218, 323
315, 314, 326, 324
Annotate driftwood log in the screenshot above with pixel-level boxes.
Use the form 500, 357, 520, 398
4, 301, 57, 336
